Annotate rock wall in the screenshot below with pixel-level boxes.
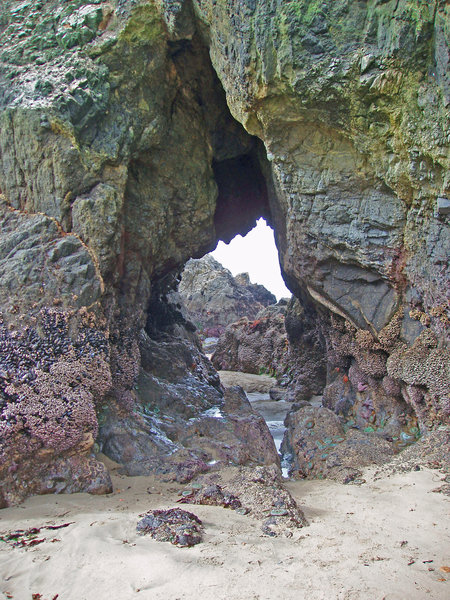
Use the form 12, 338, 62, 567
178, 254, 276, 337
191, 0, 449, 432
211, 301, 290, 376
211, 297, 326, 404
0, 0, 448, 503
0, 0, 278, 505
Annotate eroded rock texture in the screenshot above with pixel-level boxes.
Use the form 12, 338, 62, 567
179, 254, 276, 337
0, 0, 448, 503
212, 301, 290, 377
282, 405, 395, 483
212, 296, 327, 402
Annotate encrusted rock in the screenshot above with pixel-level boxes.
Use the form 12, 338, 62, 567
212, 302, 288, 376
282, 406, 395, 483
212, 295, 327, 402
177, 483, 241, 509
136, 508, 204, 547
190, 465, 308, 536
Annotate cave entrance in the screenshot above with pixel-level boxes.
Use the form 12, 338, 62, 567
178, 218, 295, 476
101, 27, 327, 485
178, 216, 291, 356
211, 217, 291, 302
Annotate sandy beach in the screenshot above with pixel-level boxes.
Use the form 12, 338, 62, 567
1, 455, 449, 600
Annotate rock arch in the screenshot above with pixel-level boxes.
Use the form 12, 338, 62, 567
0, 0, 448, 505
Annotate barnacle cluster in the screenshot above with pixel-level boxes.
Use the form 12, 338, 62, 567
325, 304, 449, 434
0, 308, 111, 463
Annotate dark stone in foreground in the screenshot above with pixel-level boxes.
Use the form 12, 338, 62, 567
136, 508, 203, 547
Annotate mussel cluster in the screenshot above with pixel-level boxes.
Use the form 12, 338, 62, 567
0, 308, 108, 408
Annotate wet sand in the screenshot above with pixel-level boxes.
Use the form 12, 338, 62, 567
218, 370, 277, 392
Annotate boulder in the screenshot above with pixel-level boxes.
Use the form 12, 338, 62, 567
282, 406, 395, 483
212, 301, 289, 376
212, 297, 327, 402
187, 465, 308, 536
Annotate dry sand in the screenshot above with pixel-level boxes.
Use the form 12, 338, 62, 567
1, 456, 449, 600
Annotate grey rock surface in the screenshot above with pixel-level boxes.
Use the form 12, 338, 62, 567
0, 0, 448, 502
178, 255, 276, 337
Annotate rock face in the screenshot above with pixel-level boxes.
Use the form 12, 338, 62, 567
212, 297, 327, 402
178, 255, 276, 337
211, 300, 289, 376
99, 297, 280, 482
282, 406, 396, 483
0, 0, 448, 503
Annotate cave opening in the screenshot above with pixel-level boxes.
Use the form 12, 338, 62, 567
178, 216, 296, 474
212, 149, 271, 245
101, 12, 421, 488
211, 217, 291, 302
116, 28, 330, 483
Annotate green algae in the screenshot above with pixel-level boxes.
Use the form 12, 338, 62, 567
119, 3, 165, 46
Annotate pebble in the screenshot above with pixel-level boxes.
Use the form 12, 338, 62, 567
235, 507, 249, 515
270, 508, 288, 517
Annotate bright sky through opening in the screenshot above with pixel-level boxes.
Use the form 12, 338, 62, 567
211, 218, 291, 301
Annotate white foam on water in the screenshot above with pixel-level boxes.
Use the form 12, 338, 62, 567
203, 406, 224, 419
247, 391, 291, 475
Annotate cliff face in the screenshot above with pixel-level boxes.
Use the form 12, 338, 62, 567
178, 255, 276, 337
0, 0, 448, 504
211, 301, 290, 377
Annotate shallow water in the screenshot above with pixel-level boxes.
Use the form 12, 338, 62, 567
246, 392, 291, 475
